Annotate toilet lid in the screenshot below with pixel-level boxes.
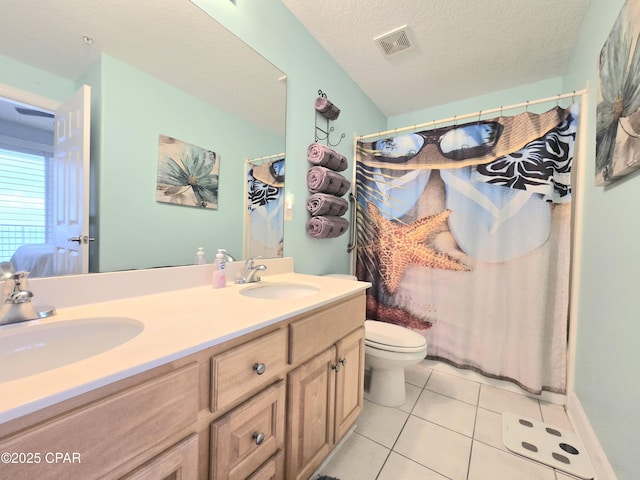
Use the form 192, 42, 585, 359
365, 320, 427, 350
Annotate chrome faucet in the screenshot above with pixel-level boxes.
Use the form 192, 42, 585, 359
0, 262, 55, 326
235, 256, 267, 284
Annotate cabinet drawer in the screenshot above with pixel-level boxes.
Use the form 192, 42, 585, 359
211, 328, 287, 411
211, 381, 285, 480
289, 294, 364, 364
247, 451, 284, 480
0, 364, 199, 480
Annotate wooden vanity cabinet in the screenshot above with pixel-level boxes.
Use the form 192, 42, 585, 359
0, 291, 365, 480
121, 434, 199, 480
286, 296, 366, 480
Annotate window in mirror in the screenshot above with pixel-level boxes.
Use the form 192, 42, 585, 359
0, 149, 54, 271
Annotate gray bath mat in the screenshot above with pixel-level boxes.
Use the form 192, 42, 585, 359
502, 412, 595, 479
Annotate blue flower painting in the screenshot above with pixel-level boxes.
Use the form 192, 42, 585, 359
596, 0, 640, 185
156, 135, 219, 209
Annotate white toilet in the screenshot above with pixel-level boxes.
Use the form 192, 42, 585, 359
364, 319, 427, 406
324, 274, 428, 407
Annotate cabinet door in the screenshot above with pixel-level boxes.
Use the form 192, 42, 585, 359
334, 327, 365, 443
120, 434, 198, 480
286, 346, 336, 480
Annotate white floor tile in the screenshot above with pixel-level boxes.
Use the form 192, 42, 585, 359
405, 363, 432, 388
394, 415, 472, 480
473, 407, 508, 452
398, 383, 422, 413
479, 384, 542, 419
412, 390, 477, 437
320, 361, 591, 480
425, 370, 480, 405
355, 399, 409, 448
468, 440, 556, 480
377, 452, 448, 480
317, 432, 389, 480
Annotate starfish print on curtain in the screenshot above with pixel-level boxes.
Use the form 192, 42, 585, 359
366, 203, 470, 295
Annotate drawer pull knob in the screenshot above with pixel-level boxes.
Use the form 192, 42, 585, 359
331, 363, 341, 372
253, 432, 265, 445
253, 362, 266, 375
339, 358, 347, 366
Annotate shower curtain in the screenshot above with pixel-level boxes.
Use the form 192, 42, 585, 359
246, 158, 285, 258
355, 104, 579, 394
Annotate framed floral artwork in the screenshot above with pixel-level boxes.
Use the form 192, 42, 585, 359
596, 0, 640, 185
156, 135, 219, 208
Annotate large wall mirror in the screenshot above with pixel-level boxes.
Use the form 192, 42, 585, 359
0, 0, 286, 277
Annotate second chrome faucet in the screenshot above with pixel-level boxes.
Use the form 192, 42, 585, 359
235, 256, 267, 284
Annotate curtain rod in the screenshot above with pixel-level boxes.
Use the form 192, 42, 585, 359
245, 152, 285, 164
357, 89, 587, 141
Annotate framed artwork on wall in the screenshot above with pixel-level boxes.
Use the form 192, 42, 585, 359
156, 135, 219, 209
596, 0, 640, 186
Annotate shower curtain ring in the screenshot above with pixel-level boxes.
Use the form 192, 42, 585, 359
477, 110, 482, 124
525, 100, 529, 112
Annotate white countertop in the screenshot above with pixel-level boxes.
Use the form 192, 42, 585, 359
0, 267, 369, 424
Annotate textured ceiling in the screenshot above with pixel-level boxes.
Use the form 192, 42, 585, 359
280, 0, 592, 116
0, 0, 286, 136
1, 1, 592, 131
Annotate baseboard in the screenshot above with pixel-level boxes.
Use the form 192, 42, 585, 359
566, 391, 617, 480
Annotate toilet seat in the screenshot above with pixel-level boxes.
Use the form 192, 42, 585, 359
365, 320, 427, 353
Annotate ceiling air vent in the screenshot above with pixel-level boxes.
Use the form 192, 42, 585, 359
374, 25, 412, 57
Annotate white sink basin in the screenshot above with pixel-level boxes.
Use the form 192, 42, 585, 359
240, 282, 320, 299
0, 317, 144, 382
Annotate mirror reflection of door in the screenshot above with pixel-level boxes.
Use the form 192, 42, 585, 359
0, 84, 90, 277
52, 85, 91, 275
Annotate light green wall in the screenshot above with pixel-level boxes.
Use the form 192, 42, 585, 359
0, 54, 75, 102
563, 0, 639, 478
387, 77, 565, 128
95, 55, 284, 271
193, 0, 387, 276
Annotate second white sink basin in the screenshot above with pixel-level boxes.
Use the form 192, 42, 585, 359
0, 317, 144, 383
240, 282, 320, 299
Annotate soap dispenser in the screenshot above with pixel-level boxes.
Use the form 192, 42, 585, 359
212, 249, 227, 288
195, 247, 207, 265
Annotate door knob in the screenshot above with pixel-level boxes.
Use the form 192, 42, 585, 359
68, 235, 95, 244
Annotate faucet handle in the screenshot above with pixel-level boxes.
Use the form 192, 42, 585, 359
246, 255, 263, 268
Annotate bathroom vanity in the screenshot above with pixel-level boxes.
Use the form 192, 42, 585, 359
0, 261, 369, 479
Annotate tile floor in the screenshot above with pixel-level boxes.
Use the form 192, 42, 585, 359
315, 360, 587, 480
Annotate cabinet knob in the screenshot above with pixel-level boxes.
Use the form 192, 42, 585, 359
339, 358, 347, 366
253, 362, 266, 375
331, 363, 341, 372
253, 432, 265, 445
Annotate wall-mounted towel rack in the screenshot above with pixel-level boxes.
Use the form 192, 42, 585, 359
315, 89, 345, 147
